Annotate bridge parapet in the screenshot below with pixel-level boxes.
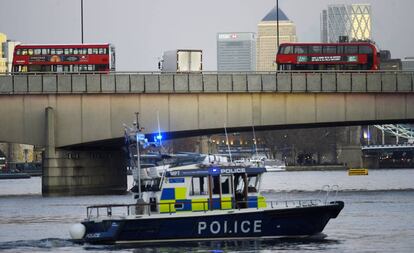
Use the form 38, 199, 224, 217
1, 71, 413, 94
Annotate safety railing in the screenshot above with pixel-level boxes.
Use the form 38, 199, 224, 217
85, 198, 330, 220
317, 184, 340, 204
1, 71, 413, 94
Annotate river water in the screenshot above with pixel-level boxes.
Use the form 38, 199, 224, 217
0, 169, 414, 252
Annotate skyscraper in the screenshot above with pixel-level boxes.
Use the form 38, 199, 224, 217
0, 32, 20, 73
217, 32, 256, 71
0, 33, 7, 73
256, 6, 296, 71
321, 4, 372, 43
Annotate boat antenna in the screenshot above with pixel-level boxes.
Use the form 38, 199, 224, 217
224, 123, 233, 163
134, 112, 142, 201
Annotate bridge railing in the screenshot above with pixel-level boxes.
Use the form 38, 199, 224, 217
0, 71, 413, 94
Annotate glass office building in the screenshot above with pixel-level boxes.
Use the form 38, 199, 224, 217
321, 4, 372, 43
217, 32, 256, 71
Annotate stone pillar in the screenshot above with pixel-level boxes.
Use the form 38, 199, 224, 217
337, 145, 362, 168
42, 107, 127, 196
42, 107, 56, 195
362, 153, 380, 169
336, 126, 363, 168
42, 148, 127, 196
198, 136, 210, 154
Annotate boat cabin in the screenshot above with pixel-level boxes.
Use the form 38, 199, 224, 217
157, 166, 267, 213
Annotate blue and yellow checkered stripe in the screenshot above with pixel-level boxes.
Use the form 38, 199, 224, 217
247, 195, 267, 208
159, 187, 266, 213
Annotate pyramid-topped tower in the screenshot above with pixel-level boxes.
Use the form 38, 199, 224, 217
256, 6, 296, 71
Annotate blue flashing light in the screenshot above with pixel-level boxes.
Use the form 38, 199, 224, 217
153, 133, 164, 143
209, 167, 220, 175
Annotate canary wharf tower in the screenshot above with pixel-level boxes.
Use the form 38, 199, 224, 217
321, 4, 372, 42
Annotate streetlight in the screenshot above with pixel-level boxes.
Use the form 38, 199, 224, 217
276, 0, 279, 49
80, 0, 84, 43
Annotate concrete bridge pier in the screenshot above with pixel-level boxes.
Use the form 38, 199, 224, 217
337, 144, 362, 169
362, 153, 380, 169
42, 107, 127, 196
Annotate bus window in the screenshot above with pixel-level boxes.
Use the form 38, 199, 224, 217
73, 48, 79, 54
96, 64, 108, 71
280, 64, 292, 70
345, 46, 358, 54
99, 48, 105, 54
359, 45, 373, 54
73, 65, 79, 72
16, 49, 21, 55
21, 49, 28, 55
343, 64, 359, 70
294, 46, 308, 54
280, 46, 293, 54
56, 49, 63, 55
41, 48, 49, 55
293, 64, 314, 71
337, 46, 344, 54
323, 46, 336, 54
34, 49, 41, 55
28, 65, 41, 72
79, 65, 86, 71
326, 65, 339, 70
309, 46, 322, 54
64, 49, 70, 55
87, 48, 93, 54
63, 65, 70, 72
41, 65, 51, 72
92, 48, 99, 54
50, 49, 56, 54
55, 65, 63, 72
28, 49, 34, 55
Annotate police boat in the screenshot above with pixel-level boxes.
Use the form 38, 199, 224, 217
69, 164, 344, 244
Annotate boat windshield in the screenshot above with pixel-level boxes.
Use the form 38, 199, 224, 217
247, 175, 259, 193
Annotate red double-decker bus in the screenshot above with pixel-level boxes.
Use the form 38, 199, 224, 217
12, 43, 115, 73
276, 42, 379, 71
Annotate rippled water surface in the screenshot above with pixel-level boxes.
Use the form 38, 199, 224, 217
1, 169, 414, 252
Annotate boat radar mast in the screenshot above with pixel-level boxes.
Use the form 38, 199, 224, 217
124, 112, 147, 212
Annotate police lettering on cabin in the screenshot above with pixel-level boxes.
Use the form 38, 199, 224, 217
220, 168, 246, 174
198, 220, 262, 235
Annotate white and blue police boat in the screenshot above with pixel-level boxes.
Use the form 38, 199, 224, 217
69, 164, 344, 244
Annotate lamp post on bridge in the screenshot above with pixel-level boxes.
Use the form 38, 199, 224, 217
80, 0, 84, 44
276, 0, 279, 49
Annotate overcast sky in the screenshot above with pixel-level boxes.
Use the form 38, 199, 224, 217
1, 0, 413, 71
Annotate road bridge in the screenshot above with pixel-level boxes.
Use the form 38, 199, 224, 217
0, 71, 413, 195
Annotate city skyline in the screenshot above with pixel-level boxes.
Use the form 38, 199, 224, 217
1, 0, 413, 71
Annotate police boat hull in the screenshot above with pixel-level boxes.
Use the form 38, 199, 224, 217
81, 201, 344, 244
